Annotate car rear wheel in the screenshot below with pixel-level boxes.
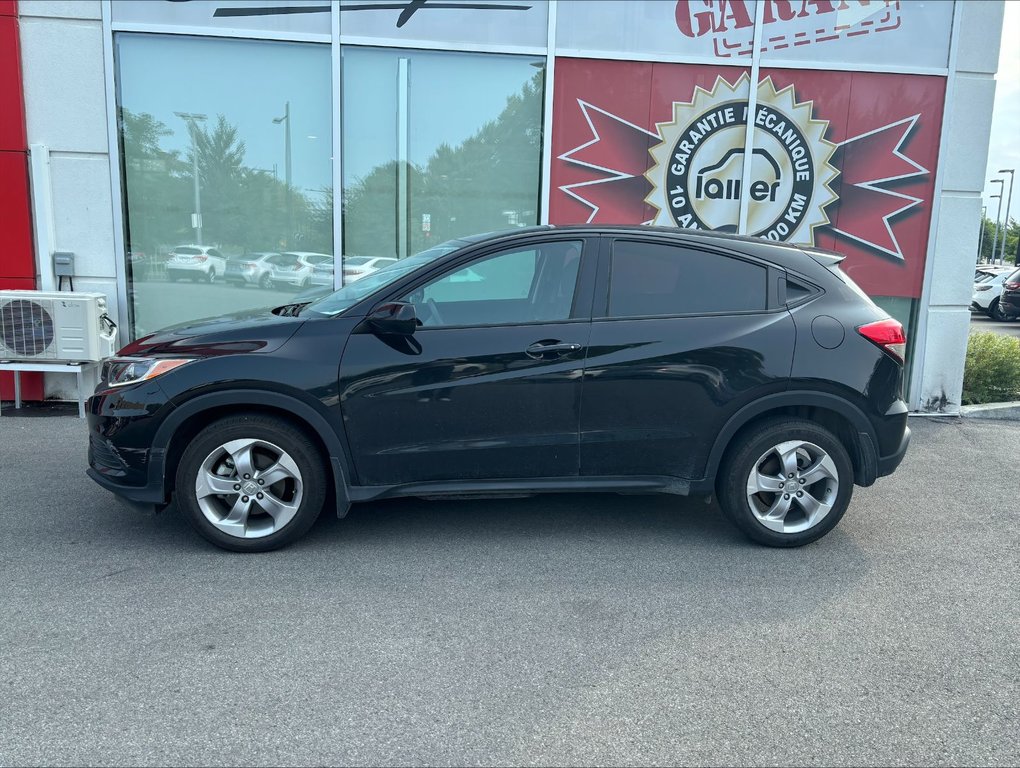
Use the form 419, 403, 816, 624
259, 273, 273, 289
989, 298, 1007, 322
206, 268, 216, 283
176, 414, 327, 552
717, 417, 853, 547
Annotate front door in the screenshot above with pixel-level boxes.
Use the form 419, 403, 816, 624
339, 238, 595, 486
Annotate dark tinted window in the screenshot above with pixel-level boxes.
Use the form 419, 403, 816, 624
785, 278, 815, 303
608, 241, 767, 317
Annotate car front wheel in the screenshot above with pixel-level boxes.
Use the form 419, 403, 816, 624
718, 417, 853, 547
175, 414, 327, 552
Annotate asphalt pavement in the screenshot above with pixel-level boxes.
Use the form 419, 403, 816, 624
970, 312, 1020, 338
0, 412, 1017, 766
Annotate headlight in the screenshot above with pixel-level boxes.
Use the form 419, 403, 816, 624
102, 357, 193, 388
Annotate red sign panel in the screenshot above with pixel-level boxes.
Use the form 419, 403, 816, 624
550, 58, 945, 300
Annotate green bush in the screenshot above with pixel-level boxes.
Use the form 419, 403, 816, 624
962, 332, 1020, 405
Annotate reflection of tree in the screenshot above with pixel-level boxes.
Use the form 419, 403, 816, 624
120, 108, 332, 258
342, 70, 544, 258
120, 109, 189, 252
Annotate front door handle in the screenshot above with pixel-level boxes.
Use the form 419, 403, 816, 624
526, 340, 583, 358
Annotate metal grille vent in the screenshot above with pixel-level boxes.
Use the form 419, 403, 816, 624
0, 299, 55, 358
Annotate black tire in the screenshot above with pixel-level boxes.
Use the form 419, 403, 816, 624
206, 268, 216, 283
175, 414, 328, 552
259, 273, 273, 289
989, 298, 1007, 322
717, 417, 854, 547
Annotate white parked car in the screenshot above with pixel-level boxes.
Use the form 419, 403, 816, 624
342, 256, 397, 283
310, 261, 334, 288
270, 252, 332, 290
973, 265, 1012, 281
972, 269, 1013, 320
166, 245, 227, 283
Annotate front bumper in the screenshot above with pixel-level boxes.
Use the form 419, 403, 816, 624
86, 381, 174, 507
86, 467, 166, 513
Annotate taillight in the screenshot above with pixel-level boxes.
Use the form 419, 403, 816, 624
858, 318, 907, 363
1006, 282, 1020, 290
194, 255, 208, 262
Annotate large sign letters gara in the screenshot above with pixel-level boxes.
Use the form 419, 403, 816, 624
550, 60, 945, 299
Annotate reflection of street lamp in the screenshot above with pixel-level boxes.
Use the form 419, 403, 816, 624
175, 111, 207, 245
978, 205, 987, 261
273, 101, 292, 247
990, 178, 1004, 265
998, 169, 1015, 265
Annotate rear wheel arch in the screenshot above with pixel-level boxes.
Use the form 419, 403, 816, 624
704, 393, 878, 491
153, 390, 351, 514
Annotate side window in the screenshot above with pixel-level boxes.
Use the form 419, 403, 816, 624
403, 240, 584, 328
607, 240, 767, 318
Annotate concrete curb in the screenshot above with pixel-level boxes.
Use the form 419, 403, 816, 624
960, 401, 1020, 421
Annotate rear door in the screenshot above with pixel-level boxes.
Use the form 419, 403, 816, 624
579, 236, 795, 480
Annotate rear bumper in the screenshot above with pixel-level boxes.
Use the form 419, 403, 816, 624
1000, 293, 1020, 314
877, 425, 910, 478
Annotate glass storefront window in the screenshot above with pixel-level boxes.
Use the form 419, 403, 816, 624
340, 47, 545, 268
115, 33, 332, 337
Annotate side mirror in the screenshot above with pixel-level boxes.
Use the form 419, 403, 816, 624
367, 301, 417, 336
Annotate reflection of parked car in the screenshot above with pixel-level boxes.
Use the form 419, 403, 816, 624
310, 261, 334, 289
997, 267, 1020, 321
974, 265, 1012, 281
166, 245, 227, 283
972, 269, 1014, 320
342, 256, 397, 283
270, 252, 332, 290
225, 252, 282, 289
127, 249, 148, 278
87, 225, 911, 553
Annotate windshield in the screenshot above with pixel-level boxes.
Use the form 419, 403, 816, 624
304, 241, 466, 317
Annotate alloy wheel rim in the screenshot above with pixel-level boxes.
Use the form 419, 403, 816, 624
195, 438, 303, 539
745, 439, 839, 534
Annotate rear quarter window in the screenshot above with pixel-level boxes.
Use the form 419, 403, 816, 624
607, 240, 767, 317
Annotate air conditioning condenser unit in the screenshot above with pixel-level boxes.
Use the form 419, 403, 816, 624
0, 291, 117, 363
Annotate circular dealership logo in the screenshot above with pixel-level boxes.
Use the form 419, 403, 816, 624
646, 75, 837, 243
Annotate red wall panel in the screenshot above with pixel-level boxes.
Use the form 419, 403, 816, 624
0, 0, 42, 403
0, 151, 34, 279
0, 16, 24, 150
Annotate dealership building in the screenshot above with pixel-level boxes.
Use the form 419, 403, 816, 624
0, 0, 1006, 413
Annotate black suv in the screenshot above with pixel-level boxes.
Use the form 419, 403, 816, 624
998, 267, 1020, 319
87, 226, 910, 552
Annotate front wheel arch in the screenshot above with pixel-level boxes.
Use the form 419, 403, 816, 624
153, 391, 351, 515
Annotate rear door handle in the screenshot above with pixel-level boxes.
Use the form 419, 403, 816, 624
526, 340, 583, 358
